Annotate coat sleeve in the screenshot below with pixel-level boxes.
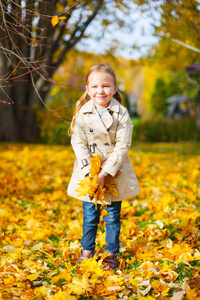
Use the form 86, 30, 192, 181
71, 113, 91, 176
101, 109, 133, 177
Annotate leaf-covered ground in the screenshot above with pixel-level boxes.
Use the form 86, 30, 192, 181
0, 143, 200, 300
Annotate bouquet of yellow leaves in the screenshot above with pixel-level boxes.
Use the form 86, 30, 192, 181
76, 153, 118, 206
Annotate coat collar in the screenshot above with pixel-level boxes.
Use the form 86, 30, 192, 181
80, 98, 120, 134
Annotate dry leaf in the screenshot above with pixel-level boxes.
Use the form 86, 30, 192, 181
1, 144, 199, 299
27, 274, 39, 281
172, 290, 186, 300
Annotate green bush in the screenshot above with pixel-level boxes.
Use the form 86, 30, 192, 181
39, 119, 71, 145
132, 117, 200, 142
36, 105, 72, 145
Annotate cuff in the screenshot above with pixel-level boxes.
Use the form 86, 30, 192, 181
81, 158, 89, 169
101, 168, 108, 176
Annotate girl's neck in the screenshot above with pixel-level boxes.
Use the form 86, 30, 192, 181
94, 102, 110, 109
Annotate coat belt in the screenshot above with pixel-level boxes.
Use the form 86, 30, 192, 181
88, 143, 112, 154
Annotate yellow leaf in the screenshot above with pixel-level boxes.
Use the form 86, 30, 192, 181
59, 16, 67, 20
75, 176, 92, 196
111, 187, 118, 197
138, 296, 156, 300
51, 270, 71, 285
27, 274, 39, 281
56, 3, 65, 13
102, 209, 109, 217
101, 251, 109, 260
129, 278, 138, 286
94, 185, 105, 204
52, 290, 77, 300
4, 275, 15, 284
82, 273, 89, 289
140, 261, 155, 270
90, 153, 101, 176
51, 15, 59, 27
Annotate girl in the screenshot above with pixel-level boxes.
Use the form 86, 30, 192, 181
67, 64, 140, 269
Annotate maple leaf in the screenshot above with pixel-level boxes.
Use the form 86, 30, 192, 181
76, 154, 118, 205
94, 184, 105, 204
90, 153, 102, 177
76, 176, 92, 197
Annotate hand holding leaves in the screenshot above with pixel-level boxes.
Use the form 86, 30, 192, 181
76, 153, 118, 205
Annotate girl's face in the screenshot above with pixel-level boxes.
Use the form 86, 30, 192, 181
86, 71, 117, 109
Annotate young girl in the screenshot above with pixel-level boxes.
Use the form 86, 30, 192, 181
67, 64, 140, 269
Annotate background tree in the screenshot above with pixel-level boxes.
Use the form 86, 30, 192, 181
0, 0, 131, 142
134, 0, 200, 126
134, 0, 200, 68
150, 78, 168, 115
150, 75, 183, 116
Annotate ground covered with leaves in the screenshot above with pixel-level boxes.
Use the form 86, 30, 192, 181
0, 142, 200, 300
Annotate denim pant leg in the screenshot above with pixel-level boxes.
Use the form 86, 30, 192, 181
103, 201, 122, 254
81, 202, 100, 251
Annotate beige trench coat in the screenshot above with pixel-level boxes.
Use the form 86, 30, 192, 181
67, 98, 140, 204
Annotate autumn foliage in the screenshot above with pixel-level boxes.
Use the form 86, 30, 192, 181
76, 153, 118, 205
0, 143, 200, 300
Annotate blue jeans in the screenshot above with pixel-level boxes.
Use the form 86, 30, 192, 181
81, 201, 122, 254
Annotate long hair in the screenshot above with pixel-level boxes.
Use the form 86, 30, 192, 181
68, 64, 122, 135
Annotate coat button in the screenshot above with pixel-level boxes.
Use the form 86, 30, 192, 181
104, 143, 109, 146
89, 128, 93, 133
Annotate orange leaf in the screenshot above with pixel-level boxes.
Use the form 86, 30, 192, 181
51, 15, 59, 27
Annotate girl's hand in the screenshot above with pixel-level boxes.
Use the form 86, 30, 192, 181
98, 172, 105, 187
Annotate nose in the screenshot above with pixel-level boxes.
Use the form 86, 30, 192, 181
97, 86, 104, 93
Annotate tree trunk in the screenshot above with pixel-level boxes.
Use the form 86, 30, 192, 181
0, 54, 45, 142
0, 0, 106, 142
0, 82, 43, 143
14, 79, 43, 143
0, 101, 19, 142
0, 49, 18, 141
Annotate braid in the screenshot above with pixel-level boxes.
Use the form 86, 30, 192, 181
68, 92, 90, 135
113, 90, 122, 103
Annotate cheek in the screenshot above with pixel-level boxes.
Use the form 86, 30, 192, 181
109, 89, 116, 95
86, 89, 92, 96
89, 90, 95, 96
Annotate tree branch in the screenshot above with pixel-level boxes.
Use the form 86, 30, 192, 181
53, 0, 104, 70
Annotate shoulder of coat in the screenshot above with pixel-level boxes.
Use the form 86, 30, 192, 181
115, 100, 128, 116
109, 98, 127, 115
79, 100, 94, 114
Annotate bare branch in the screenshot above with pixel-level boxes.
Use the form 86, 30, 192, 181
53, 0, 104, 69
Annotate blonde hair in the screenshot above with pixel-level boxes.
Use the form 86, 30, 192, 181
69, 64, 122, 135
